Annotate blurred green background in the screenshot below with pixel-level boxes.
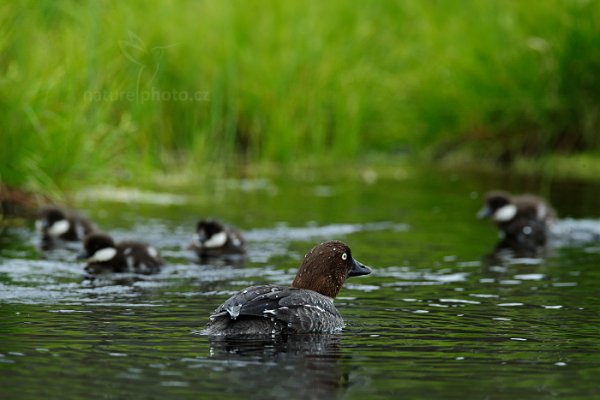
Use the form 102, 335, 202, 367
2, 0, 600, 192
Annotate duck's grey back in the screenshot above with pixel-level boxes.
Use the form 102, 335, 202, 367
204, 284, 344, 335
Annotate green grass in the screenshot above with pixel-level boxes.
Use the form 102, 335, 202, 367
1, 0, 600, 191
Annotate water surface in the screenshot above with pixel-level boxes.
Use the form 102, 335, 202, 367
1, 167, 600, 399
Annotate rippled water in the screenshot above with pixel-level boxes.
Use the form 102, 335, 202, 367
2, 167, 600, 399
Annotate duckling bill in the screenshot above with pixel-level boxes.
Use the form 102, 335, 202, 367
202, 240, 371, 336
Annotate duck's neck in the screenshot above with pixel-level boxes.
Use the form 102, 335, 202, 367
292, 271, 343, 298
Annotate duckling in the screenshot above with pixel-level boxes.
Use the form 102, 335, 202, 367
36, 206, 95, 250
478, 190, 555, 249
79, 232, 163, 275
191, 219, 245, 259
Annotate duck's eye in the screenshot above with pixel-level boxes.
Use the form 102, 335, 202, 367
341, 253, 348, 261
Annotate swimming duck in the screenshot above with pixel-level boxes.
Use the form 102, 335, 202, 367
478, 190, 555, 248
202, 240, 371, 335
79, 232, 163, 275
191, 219, 245, 259
36, 206, 95, 250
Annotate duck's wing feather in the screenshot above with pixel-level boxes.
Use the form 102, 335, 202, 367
209, 285, 344, 333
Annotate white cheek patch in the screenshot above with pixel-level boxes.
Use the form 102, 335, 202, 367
204, 231, 228, 248
48, 220, 70, 237
494, 204, 517, 222
147, 246, 158, 258
89, 247, 117, 262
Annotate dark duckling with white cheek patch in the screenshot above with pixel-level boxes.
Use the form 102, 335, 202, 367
79, 232, 163, 275
478, 190, 556, 249
36, 206, 95, 250
202, 240, 372, 336
191, 219, 245, 259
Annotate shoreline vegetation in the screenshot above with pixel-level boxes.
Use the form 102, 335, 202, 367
3, 153, 600, 221
2, 1, 600, 209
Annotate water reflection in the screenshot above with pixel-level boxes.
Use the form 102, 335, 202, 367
482, 242, 547, 265
3, 172, 600, 399
193, 254, 247, 268
482, 217, 600, 262
206, 334, 349, 399
82, 274, 149, 287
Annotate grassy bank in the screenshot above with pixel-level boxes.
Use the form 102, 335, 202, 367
2, 0, 600, 192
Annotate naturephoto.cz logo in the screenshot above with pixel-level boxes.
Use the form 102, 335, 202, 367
85, 31, 209, 104
84, 88, 209, 103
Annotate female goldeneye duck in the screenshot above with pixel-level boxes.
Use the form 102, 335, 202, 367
191, 219, 245, 259
477, 190, 556, 247
79, 232, 163, 275
36, 205, 95, 250
202, 240, 372, 336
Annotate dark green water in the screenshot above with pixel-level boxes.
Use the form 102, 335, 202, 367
1, 167, 600, 399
